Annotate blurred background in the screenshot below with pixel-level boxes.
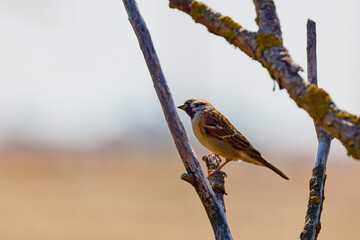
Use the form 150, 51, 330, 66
0, 0, 359, 239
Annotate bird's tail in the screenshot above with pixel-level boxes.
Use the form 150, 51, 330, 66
244, 150, 289, 180
260, 158, 289, 180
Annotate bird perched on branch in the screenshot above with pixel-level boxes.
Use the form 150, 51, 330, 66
178, 99, 289, 180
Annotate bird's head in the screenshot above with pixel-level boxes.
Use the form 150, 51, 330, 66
177, 99, 213, 119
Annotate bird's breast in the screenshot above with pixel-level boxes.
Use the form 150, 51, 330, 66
191, 115, 237, 159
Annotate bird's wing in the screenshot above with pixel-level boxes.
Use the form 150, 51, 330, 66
202, 110, 253, 151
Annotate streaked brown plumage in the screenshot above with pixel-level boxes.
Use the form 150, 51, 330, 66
178, 99, 289, 180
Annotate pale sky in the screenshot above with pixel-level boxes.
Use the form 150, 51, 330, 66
0, 0, 359, 157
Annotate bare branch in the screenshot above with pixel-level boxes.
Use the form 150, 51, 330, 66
301, 19, 332, 240
122, 0, 232, 239
253, 0, 282, 38
169, 0, 360, 159
181, 172, 196, 187
306, 20, 317, 85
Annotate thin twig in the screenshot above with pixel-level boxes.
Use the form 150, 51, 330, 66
169, 0, 360, 159
300, 19, 332, 240
306, 20, 317, 86
122, 0, 232, 239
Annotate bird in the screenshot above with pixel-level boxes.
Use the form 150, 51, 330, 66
177, 99, 289, 180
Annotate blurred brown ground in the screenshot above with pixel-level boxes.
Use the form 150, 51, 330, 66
0, 147, 359, 240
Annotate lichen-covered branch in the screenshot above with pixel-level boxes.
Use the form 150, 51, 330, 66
122, 0, 232, 239
169, 0, 360, 159
300, 19, 332, 240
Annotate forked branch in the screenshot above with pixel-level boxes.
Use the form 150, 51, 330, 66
169, 0, 360, 159
122, 0, 232, 239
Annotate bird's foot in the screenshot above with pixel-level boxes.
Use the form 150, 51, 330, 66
207, 153, 222, 163
207, 169, 227, 179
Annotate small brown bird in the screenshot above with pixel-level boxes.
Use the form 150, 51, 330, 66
177, 99, 289, 180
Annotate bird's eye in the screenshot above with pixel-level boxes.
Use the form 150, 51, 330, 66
193, 102, 204, 108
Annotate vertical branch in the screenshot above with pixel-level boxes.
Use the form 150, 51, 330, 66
122, 0, 232, 239
300, 19, 333, 240
306, 20, 317, 85
203, 155, 227, 213
253, 0, 282, 38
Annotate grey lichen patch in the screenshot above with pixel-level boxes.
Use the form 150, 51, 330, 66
190, 1, 206, 22
256, 33, 282, 53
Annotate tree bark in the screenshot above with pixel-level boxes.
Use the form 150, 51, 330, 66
203, 155, 227, 213
169, 0, 360, 160
122, 0, 232, 239
300, 19, 332, 240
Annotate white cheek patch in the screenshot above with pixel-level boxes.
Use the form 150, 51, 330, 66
193, 105, 212, 113
193, 106, 205, 112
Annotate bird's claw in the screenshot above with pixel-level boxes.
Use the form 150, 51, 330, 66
207, 153, 222, 163
207, 169, 227, 179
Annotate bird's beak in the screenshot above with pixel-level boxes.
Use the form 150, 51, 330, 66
177, 104, 186, 110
